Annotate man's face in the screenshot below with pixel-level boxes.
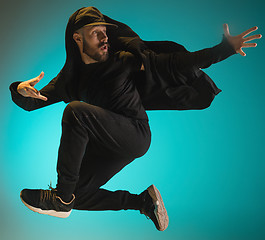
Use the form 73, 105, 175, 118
80, 25, 109, 62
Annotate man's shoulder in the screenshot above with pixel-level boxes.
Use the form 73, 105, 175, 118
110, 51, 136, 65
112, 51, 134, 59
107, 51, 140, 70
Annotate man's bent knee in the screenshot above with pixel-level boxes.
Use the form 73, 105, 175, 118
62, 101, 98, 126
62, 101, 84, 125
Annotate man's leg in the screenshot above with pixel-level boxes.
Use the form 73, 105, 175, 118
73, 142, 169, 231
20, 101, 168, 230
56, 101, 151, 201
20, 101, 151, 215
73, 141, 144, 211
67, 105, 168, 231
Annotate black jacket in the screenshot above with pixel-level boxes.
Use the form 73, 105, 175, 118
105, 15, 236, 110
9, 10, 236, 112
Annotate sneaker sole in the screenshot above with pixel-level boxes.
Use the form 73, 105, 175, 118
147, 184, 169, 231
20, 192, 71, 218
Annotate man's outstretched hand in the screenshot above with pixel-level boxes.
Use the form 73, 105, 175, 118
223, 24, 262, 56
17, 72, 48, 101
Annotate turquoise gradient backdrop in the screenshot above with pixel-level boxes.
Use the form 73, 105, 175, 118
1, 0, 264, 239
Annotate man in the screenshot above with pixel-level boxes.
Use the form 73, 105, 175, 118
9, 7, 261, 231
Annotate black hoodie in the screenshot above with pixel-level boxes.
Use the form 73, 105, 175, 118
9, 7, 236, 112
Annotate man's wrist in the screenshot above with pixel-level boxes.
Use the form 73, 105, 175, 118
10, 81, 24, 96
221, 34, 237, 55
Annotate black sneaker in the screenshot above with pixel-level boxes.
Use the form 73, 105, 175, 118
20, 185, 75, 218
140, 184, 169, 231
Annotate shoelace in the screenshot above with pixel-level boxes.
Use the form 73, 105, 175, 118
40, 182, 57, 202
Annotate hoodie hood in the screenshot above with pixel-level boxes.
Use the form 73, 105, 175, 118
63, 7, 86, 77
59, 7, 120, 85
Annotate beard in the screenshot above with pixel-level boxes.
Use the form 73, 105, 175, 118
83, 39, 109, 62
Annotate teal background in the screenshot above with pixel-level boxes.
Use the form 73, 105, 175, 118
1, 0, 264, 239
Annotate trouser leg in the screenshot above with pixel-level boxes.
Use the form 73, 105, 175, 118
56, 102, 89, 199
56, 101, 151, 209
73, 141, 144, 211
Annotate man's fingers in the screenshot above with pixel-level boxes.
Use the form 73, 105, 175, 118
30, 71, 45, 86
238, 48, 246, 56
36, 93, 48, 101
223, 23, 230, 37
39, 71, 44, 78
25, 87, 48, 101
25, 87, 39, 97
240, 26, 258, 38
26, 86, 38, 94
243, 42, 257, 48
243, 34, 262, 42
35, 71, 44, 80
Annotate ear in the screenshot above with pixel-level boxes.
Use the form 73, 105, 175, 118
73, 32, 82, 44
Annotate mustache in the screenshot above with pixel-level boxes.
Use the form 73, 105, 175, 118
99, 42, 110, 48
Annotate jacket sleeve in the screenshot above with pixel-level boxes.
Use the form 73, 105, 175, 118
171, 35, 237, 70
135, 35, 237, 111
9, 76, 62, 112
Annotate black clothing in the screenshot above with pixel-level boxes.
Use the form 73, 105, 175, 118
137, 36, 235, 110
9, 8, 236, 211
9, 51, 147, 120
57, 101, 150, 210
53, 52, 151, 209
9, 9, 236, 112
10, 51, 151, 210
8, 35, 236, 212
102, 14, 237, 110
77, 51, 147, 120
9, 36, 235, 112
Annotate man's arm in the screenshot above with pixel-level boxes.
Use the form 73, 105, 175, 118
172, 24, 262, 70
10, 72, 62, 111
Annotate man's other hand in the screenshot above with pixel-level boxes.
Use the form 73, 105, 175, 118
17, 72, 48, 101
223, 23, 262, 56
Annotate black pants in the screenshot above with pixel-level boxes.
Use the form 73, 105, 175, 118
56, 101, 151, 211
